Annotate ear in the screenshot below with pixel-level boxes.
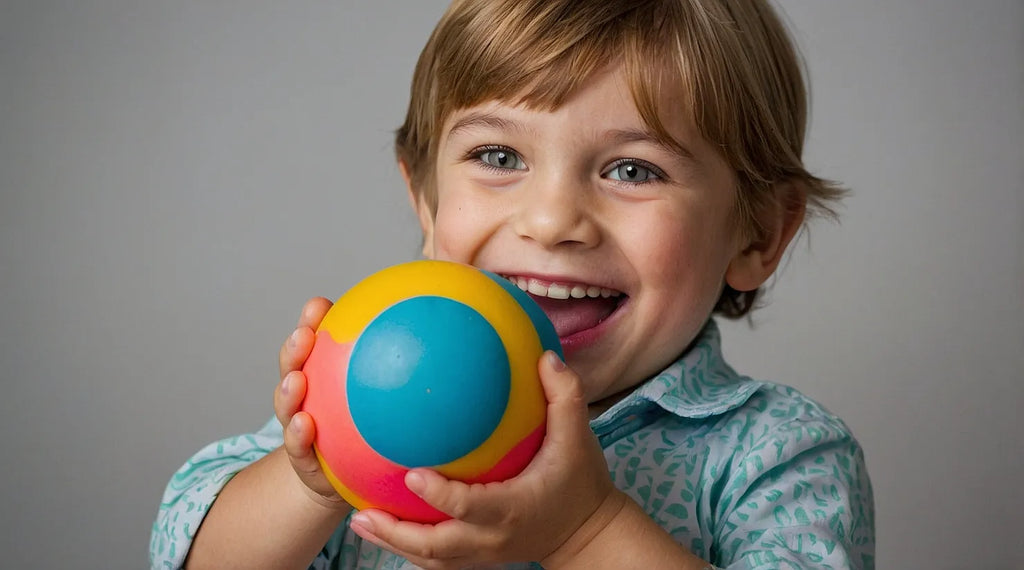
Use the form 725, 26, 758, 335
725, 182, 807, 292
398, 159, 436, 259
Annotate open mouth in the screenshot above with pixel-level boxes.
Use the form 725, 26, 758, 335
503, 275, 627, 339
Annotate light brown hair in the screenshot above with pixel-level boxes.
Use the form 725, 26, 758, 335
395, 0, 844, 317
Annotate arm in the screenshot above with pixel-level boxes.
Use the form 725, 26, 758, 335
185, 297, 352, 569
151, 298, 354, 569
184, 446, 350, 569
553, 398, 874, 570
712, 415, 875, 569
150, 419, 283, 569
541, 489, 712, 570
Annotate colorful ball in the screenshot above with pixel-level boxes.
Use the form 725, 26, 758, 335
300, 260, 562, 523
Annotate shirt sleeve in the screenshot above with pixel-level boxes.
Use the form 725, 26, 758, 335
714, 416, 876, 570
149, 418, 283, 569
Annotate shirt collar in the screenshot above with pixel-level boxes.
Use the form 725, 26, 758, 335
591, 319, 763, 431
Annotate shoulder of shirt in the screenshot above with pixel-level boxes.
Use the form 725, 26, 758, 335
639, 380, 864, 492
594, 319, 858, 449
725, 380, 858, 444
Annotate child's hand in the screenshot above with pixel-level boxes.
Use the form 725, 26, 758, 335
274, 296, 348, 508
347, 351, 629, 569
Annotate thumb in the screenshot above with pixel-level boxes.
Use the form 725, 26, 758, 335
537, 351, 591, 446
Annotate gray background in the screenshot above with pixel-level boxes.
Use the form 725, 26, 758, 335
1, 1, 1021, 568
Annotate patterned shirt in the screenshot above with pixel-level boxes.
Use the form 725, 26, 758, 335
150, 320, 875, 569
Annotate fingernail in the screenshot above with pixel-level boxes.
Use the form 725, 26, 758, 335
547, 350, 566, 371
281, 374, 291, 396
405, 471, 426, 496
351, 512, 374, 534
288, 328, 301, 348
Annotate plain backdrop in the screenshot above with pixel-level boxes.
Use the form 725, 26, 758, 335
1, 1, 1021, 568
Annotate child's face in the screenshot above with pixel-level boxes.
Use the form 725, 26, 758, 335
409, 65, 752, 404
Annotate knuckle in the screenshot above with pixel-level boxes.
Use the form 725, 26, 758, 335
484, 529, 513, 554
446, 495, 472, 520
564, 371, 585, 398
499, 507, 523, 529
275, 403, 291, 425
416, 543, 442, 562
296, 457, 321, 478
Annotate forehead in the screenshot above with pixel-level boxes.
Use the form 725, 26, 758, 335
443, 66, 631, 127
439, 62, 697, 158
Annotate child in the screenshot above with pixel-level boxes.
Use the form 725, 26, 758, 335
151, 0, 875, 568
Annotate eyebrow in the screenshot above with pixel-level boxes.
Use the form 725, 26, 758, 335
603, 128, 697, 162
445, 111, 535, 143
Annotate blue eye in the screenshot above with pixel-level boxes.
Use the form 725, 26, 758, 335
605, 161, 661, 183
477, 148, 525, 170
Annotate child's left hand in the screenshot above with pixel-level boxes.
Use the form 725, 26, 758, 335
347, 351, 627, 569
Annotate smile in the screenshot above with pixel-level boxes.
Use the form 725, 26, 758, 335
501, 274, 626, 347
502, 275, 623, 300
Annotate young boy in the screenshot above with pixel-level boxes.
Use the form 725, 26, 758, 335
151, 1, 875, 568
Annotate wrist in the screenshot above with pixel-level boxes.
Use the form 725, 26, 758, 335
274, 447, 350, 515
541, 489, 629, 569
542, 490, 710, 570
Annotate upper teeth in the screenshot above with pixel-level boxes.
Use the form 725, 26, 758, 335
506, 276, 620, 300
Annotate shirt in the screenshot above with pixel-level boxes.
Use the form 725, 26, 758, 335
150, 320, 875, 569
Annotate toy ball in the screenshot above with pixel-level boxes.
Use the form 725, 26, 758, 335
300, 260, 562, 523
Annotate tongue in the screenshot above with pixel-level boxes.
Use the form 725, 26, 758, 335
529, 295, 619, 338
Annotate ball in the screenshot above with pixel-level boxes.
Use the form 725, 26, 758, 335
300, 260, 562, 523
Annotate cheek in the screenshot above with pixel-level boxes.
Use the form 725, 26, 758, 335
429, 208, 464, 261
630, 210, 731, 279
628, 208, 738, 322
430, 195, 497, 263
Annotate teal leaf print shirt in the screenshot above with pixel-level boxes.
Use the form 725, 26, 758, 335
151, 320, 875, 569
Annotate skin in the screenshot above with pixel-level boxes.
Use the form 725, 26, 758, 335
185, 64, 804, 569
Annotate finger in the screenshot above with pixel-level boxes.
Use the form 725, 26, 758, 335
297, 296, 333, 329
274, 370, 307, 428
279, 297, 332, 379
535, 352, 613, 500
279, 325, 315, 379
537, 351, 591, 445
347, 511, 425, 562
282, 411, 322, 480
350, 509, 478, 566
282, 411, 345, 503
405, 469, 508, 526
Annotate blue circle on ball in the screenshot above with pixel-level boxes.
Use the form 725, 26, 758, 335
347, 296, 511, 467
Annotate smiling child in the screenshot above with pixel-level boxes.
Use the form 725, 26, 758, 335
152, 1, 875, 568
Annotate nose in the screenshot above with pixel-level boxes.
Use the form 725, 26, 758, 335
511, 174, 600, 249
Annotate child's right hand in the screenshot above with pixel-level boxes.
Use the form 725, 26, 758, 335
274, 296, 349, 509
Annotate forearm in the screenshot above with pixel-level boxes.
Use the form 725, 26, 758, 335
544, 490, 710, 570
185, 446, 351, 569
